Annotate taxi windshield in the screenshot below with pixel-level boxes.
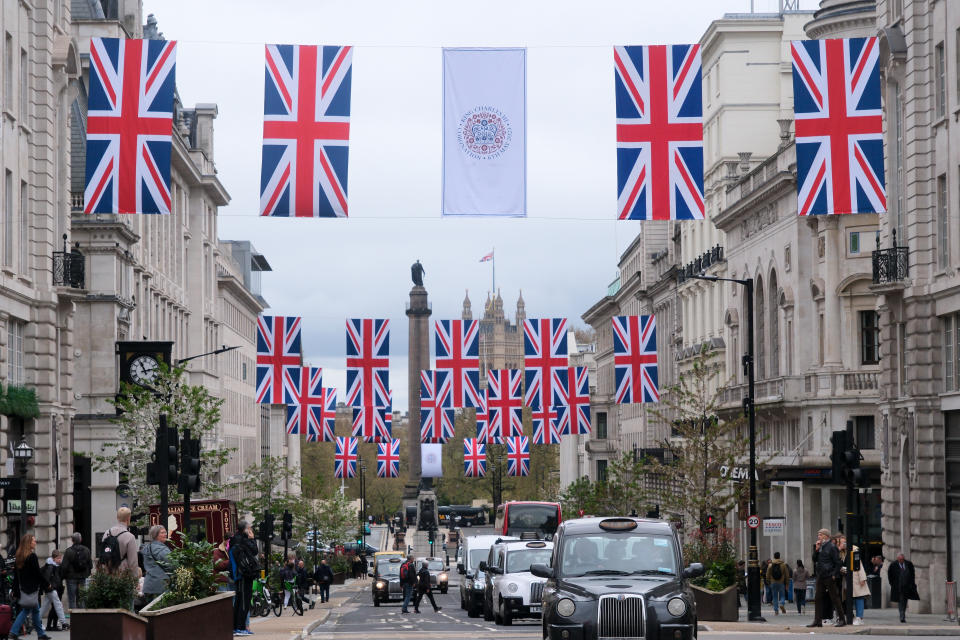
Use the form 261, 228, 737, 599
559, 534, 677, 578
377, 561, 402, 577
506, 548, 553, 573
427, 560, 444, 571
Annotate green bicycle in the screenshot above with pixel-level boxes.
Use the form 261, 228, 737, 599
251, 578, 271, 618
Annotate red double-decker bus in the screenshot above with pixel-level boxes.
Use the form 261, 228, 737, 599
494, 501, 562, 538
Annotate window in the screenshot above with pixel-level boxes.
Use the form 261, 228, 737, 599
596, 412, 607, 440
19, 48, 27, 123
860, 311, 880, 365
850, 231, 860, 254
596, 459, 608, 484
948, 315, 956, 392
769, 274, 779, 377
891, 0, 902, 20
7, 319, 24, 386
4, 33, 12, 110
946, 411, 960, 500
756, 277, 765, 379
939, 175, 949, 269
19, 181, 26, 273
938, 42, 947, 119
3, 170, 11, 267
956, 29, 960, 101
854, 416, 876, 450
894, 83, 905, 242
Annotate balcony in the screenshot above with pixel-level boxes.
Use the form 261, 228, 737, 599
803, 370, 879, 398
718, 376, 803, 408
872, 232, 908, 285
585, 439, 617, 454
52, 235, 85, 289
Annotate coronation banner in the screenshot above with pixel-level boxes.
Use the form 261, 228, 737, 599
421, 443, 444, 477
442, 48, 526, 217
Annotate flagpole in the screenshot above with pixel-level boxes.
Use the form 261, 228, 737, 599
492, 248, 496, 295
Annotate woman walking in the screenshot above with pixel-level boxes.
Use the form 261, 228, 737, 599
793, 560, 808, 614
10, 534, 51, 640
140, 526, 171, 606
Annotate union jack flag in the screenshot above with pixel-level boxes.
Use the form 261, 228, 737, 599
475, 393, 501, 444
346, 318, 390, 408
260, 44, 352, 217
420, 370, 454, 443
554, 366, 591, 435
352, 406, 391, 442
523, 318, 568, 409
613, 315, 659, 404
463, 438, 487, 477
531, 405, 561, 445
792, 37, 885, 216
488, 369, 524, 438
304, 386, 337, 442
505, 436, 530, 477
615, 44, 704, 221
256, 315, 302, 404
84, 38, 177, 215
376, 439, 401, 478
334, 436, 358, 478
435, 320, 481, 408
285, 366, 324, 435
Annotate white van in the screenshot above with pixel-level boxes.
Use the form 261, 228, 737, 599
457, 534, 517, 617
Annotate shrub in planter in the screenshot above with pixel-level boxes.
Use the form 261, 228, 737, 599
146, 533, 218, 611
81, 570, 139, 610
683, 527, 737, 592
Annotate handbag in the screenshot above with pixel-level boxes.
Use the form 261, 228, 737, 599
18, 590, 38, 608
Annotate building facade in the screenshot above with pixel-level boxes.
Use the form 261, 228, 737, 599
462, 290, 526, 383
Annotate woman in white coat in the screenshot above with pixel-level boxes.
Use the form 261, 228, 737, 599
851, 545, 870, 625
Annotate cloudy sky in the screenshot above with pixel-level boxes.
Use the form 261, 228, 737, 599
143, 0, 819, 410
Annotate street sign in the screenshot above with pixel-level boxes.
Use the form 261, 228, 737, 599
762, 517, 785, 536
747, 515, 760, 529
0, 478, 22, 490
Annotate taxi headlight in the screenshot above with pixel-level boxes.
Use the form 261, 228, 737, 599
556, 598, 576, 617
439, 573, 448, 581
473, 580, 484, 589
667, 597, 687, 617
375, 581, 385, 590
506, 582, 519, 593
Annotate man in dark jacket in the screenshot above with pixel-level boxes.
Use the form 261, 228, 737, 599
412, 561, 441, 614
807, 528, 845, 627
60, 532, 92, 611
888, 553, 918, 623
229, 522, 260, 635
400, 558, 417, 614
313, 559, 333, 603
296, 560, 314, 609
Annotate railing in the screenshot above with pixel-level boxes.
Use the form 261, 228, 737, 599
70, 191, 84, 212
803, 371, 879, 397
52, 234, 84, 288
872, 231, 908, 284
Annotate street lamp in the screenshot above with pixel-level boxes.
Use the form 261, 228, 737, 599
359, 455, 367, 548
13, 437, 33, 539
685, 273, 764, 623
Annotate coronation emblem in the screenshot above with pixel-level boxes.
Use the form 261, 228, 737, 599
458, 107, 512, 159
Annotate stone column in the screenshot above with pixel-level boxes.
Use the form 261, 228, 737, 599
404, 286, 431, 499
820, 217, 843, 367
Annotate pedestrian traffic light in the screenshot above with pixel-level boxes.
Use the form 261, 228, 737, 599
282, 510, 293, 540
830, 430, 848, 484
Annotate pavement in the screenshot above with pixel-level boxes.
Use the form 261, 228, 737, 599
703, 602, 960, 635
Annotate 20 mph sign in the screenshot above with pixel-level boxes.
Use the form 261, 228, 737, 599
747, 515, 760, 529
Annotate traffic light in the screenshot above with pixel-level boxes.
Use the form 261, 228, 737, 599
177, 434, 201, 494
844, 445, 868, 488
428, 529, 435, 546
261, 511, 275, 541
830, 430, 848, 484
281, 510, 293, 541
700, 514, 717, 533
146, 419, 178, 487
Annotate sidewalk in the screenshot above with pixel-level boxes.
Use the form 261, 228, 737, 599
703, 603, 960, 635
246, 578, 366, 640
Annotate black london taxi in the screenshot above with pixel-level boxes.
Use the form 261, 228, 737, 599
530, 517, 704, 640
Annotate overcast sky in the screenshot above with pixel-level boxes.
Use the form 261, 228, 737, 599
143, 0, 820, 411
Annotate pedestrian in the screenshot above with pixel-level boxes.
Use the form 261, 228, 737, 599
213, 540, 231, 593
400, 557, 417, 614
759, 558, 771, 604
888, 553, 918, 623
360, 554, 368, 580
412, 561, 441, 613
352, 554, 361, 579
281, 557, 297, 607
765, 552, 789, 615
38, 550, 67, 632
60, 532, 92, 612
793, 560, 808, 614
735, 560, 746, 607
140, 525, 171, 607
100, 507, 141, 577
313, 558, 333, 603
296, 560, 314, 609
807, 528, 845, 628
229, 521, 260, 636
867, 555, 883, 577
836, 535, 849, 619
9, 534, 51, 640
850, 544, 869, 626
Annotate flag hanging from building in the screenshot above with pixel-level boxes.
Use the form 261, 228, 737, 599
791, 37, 885, 216
435, 319, 481, 408
487, 369, 524, 438
422, 443, 444, 478
256, 315, 302, 404
285, 366, 324, 435
505, 436, 530, 477
613, 315, 659, 404
305, 386, 337, 442
84, 37, 177, 215
376, 439, 401, 478
334, 436, 358, 478
346, 318, 390, 408
554, 366, 591, 435
531, 405, 561, 445
614, 45, 704, 221
523, 318, 569, 409
463, 438, 487, 477
476, 393, 501, 444
442, 48, 526, 217
260, 44, 352, 217
420, 370, 454, 443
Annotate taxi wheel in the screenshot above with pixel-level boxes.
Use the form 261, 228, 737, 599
500, 600, 512, 626
373, 595, 380, 607
483, 598, 494, 621
441, 587, 448, 594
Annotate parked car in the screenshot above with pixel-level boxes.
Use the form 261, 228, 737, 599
342, 542, 378, 556
458, 534, 518, 618
479, 540, 553, 625
531, 516, 703, 640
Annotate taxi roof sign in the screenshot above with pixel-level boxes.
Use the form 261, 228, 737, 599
525, 541, 547, 548
598, 518, 639, 531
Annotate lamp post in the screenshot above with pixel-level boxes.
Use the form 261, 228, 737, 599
686, 273, 764, 623
359, 455, 367, 548
13, 437, 33, 539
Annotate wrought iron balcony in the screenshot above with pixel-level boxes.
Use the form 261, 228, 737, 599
872, 231, 908, 284
52, 234, 85, 289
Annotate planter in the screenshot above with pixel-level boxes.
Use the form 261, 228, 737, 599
69, 608, 148, 640
691, 584, 739, 621
140, 591, 234, 640
332, 571, 346, 585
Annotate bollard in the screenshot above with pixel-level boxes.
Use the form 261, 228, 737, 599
947, 581, 958, 622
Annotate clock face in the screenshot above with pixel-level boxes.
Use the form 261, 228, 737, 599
129, 354, 160, 386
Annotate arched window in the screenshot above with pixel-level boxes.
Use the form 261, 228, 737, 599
769, 272, 779, 377
756, 276, 765, 380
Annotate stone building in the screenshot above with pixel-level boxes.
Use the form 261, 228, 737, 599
0, 0, 80, 552
462, 290, 526, 383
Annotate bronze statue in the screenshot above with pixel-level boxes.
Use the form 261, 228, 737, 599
411, 260, 425, 287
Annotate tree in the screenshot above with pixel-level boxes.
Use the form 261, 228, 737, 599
230, 455, 301, 520
558, 475, 599, 516
645, 352, 749, 528
314, 489, 355, 547
93, 365, 231, 523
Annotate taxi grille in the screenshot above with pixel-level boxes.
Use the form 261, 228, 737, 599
388, 580, 401, 595
597, 594, 644, 639
530, 582, 543, 603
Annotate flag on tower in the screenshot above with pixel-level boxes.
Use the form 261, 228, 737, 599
505, 436, 530, 477
791, 37, 885, 216
531, 405, 561, 445
376, 439, 401, 478
305, 386, 337, 442
435, 319, 481, 408
334, 436, 358, 478
345, 318, 390, 408
463, 438, 487, 477
83, 37, 177, 215
260, 44, 352, 217
420, 370, 454, 443
614, 44, 704, 221
487, 369, 524, 438
554, 366, 591, 435
613, 315, 659, 404
523, 318, 569, 409
256, 315, 302, 404
285, 366, 324, 435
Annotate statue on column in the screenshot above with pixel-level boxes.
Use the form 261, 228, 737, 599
411, 260, 425, 287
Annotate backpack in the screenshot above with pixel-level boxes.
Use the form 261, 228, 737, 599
99, 531, 123, 572
400, 562, 410, 582
770, 563, 782, 581
232, 542, 259, 579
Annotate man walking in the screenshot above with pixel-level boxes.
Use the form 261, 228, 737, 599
888, 553, 918, 623
807, 528, 845, 627
60, 533, 91, 611
314, 558, 333, 603
413, 560, 442, 613
765, 552, 789, 615
100, 508, 140, 576
400, 557, 417, 614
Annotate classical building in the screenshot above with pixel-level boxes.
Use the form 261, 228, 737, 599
0, 0, 81, 553
462, 290, 526, 383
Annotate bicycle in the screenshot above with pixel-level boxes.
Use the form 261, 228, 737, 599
251, 578, 270, 618
277, 579, 303, 616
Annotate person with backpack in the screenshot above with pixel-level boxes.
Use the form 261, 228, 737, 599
9, 534, 51, 640
766, 552, 790, 615
229, 521, 259, 636
412, 561, 441, 614
140, 526, 171, 607
60, 533, 91, 611
38, 550, 67, 632
100, 508, 140, 577
399, 557, 417, 614
313, 558, 333, 603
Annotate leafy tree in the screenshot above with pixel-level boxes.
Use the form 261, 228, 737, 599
558, 475, 599, 516
230, 455, 301, 521
314, 489, 355, 547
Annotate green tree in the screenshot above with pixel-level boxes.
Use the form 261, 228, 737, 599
230, 455, 302, 520
558, 475, 599, 516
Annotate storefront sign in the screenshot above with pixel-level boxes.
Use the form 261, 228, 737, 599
762, 517, 785, 536
718, 465, 759, 481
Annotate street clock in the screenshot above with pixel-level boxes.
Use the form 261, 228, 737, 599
117, 341, 173, 390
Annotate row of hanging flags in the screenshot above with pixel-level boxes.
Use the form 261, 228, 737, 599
82, 36, 884, 219
256, 313, 658, 479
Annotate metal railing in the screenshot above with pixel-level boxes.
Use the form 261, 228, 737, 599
872, 231, 908, 284
52, 234, 84, 289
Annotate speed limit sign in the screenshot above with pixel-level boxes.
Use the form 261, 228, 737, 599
747, 515, 760, 529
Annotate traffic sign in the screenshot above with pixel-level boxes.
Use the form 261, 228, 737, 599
0, 478, 22, 490
747, 515, 760, 529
